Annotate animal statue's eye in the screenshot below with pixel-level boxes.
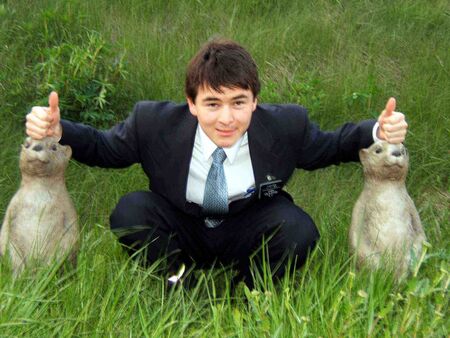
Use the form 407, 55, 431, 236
375, 148, 383, 154
25, 142, 31, 149
51, 144, 58, 151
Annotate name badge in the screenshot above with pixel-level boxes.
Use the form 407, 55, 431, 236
258, 175, 283, 199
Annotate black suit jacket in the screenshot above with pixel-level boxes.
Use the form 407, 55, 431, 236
60, 101, 376, 216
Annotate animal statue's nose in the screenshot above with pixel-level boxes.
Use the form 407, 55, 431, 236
32, 144, 43, 152
392, 150, 402, 157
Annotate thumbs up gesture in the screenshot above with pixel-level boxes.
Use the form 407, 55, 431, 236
377, 97, 408, 144
26, 91, 63, 140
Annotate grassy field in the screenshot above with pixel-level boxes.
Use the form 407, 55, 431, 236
0, 0, 449, 336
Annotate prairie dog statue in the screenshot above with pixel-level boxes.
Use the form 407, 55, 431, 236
349, 141, 426, 279
0, 137, 79, 275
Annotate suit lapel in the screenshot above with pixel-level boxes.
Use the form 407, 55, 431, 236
160, 110, 198, 209
248, 109, 281, 190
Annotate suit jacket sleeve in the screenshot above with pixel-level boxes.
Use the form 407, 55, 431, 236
288, 105, 376, 170
59, 103, 142, 168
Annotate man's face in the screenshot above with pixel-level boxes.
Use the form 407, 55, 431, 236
187, 86, 257, 148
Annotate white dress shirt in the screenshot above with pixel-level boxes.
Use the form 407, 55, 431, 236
186, 125, 255, 206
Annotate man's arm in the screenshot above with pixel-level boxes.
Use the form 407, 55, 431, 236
295, 113, 376, 170
59, 114, 141, 168
293, 97, 407, 170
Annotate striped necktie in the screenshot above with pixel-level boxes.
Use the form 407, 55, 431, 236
203, 147, 228, 227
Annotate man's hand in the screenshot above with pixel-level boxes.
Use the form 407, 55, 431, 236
26, 91, 62, 140
377, 97, 408, 144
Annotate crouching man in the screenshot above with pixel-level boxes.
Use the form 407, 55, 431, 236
26, 38, 407, 288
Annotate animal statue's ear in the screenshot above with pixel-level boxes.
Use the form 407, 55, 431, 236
22, 138, 31, 149
64, 145, 72, 158
359, 148, 369, 161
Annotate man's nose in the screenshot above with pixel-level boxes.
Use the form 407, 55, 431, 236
218, 105, 234, 124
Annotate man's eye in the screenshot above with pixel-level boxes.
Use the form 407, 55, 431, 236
234, 101, 244, 106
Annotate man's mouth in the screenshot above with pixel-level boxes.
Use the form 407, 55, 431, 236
216, 128, 236, 136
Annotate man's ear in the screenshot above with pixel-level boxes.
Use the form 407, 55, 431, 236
187, 97, 197, 116
252, 96, 258, 111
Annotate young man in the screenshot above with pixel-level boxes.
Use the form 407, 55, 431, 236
26, 39, 408, 288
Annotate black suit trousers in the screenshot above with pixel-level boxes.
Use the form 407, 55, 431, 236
109, 191, 320, 287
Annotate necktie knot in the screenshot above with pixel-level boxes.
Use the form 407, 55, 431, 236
212, 147, 227, 164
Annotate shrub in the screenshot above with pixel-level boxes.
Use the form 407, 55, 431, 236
34, 31, 128, 127
0, 5, 130, 127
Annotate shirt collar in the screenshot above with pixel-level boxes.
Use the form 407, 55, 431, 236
198, 125, 246, 164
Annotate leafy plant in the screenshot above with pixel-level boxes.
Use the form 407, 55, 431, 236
34, 31, 128, 127
0, 5, 130, 126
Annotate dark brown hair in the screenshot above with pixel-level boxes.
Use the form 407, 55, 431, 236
185, 39, 260, 102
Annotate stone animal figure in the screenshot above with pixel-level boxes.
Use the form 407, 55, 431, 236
0, 137, 79, 275
349, 141, 426, 279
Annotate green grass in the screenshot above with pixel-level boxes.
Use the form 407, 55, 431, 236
0, 0, 449, 336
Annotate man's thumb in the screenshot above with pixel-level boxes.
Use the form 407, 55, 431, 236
383, 97, 396, 118
48, 91, 59, 116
